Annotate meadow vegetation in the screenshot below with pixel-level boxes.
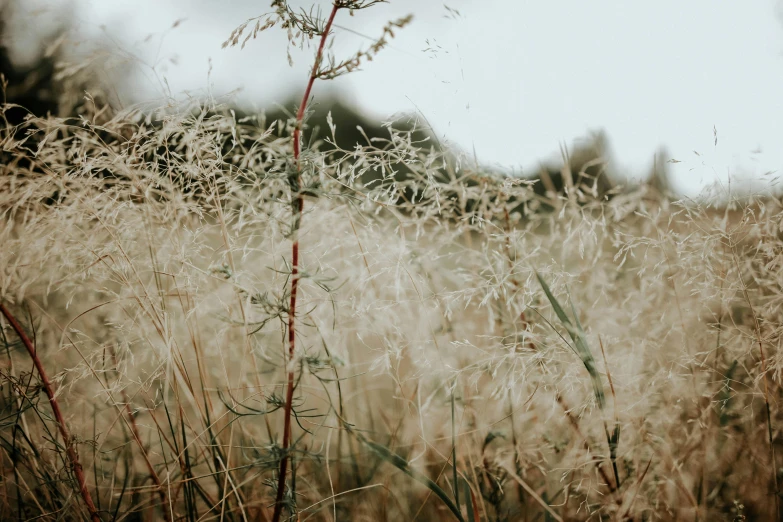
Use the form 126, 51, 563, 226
0, 1, 782, 520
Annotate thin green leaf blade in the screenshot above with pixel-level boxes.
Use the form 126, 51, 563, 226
357, 434, 466, 522
535, 271, 574, 336
464, 480, 476, 522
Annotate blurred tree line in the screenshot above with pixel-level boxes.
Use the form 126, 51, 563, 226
0, 5, 59, 126
0, 4, 672, 212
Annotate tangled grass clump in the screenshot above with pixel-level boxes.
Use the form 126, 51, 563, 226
1, 2, 782, 520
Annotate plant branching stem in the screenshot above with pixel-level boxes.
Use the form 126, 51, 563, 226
0, 303, 101, 522
271, 5, 340, 522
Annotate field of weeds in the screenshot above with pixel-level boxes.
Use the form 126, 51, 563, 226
1, 2, 782, 521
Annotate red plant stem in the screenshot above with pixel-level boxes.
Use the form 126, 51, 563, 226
0, 303, 101, 522
122, 396, 172, 521
271, 5, 340, 522
108, 345, 170, 520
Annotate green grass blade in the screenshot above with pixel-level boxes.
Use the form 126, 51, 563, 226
463, 479, 476, 522
535, 272, 573, 332
536, 272, 606, 410
356, 434, 466, 522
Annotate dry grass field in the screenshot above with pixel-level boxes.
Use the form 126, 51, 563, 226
1, 2, 782, 521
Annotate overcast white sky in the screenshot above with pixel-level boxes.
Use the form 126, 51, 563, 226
12, 0, 783, 195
